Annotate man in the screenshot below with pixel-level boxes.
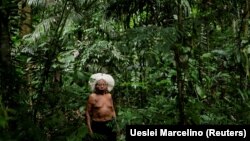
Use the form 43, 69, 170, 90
85, 73, 117, 141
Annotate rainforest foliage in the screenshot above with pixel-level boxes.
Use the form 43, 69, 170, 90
0, 0, 250, 140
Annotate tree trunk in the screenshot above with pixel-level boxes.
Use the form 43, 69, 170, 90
0, 1, 12, 104
19, 0, 32, 37
175, 0, 186, 125
0, 1, 21, 132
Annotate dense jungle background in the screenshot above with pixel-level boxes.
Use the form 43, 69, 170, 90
1, 0, 250, 140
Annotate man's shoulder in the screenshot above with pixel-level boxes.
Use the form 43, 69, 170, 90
90, 93, 97, 96
88, 93, 97, 99
106, 93, 112, 97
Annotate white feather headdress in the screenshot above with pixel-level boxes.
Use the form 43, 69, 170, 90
88, 73, 115, 92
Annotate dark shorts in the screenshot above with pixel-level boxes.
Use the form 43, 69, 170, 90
91, 119, 117, 141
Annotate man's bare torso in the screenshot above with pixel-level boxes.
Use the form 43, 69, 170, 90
89, 93, 115, 121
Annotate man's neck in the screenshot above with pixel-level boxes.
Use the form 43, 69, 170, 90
95, 90, 107, 95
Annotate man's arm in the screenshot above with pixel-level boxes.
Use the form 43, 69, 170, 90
109, 93, 116, 118
85, 94, 95, 135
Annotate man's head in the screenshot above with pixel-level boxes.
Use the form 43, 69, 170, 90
95, 79, 108, 91
89, 73, 115, 92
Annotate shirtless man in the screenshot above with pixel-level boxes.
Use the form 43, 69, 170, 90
85, 77, 117, 141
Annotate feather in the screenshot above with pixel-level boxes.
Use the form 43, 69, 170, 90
89, 73, 115, 92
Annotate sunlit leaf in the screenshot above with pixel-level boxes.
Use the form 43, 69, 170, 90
195, 85, 206, 99
201, 52, 212, 60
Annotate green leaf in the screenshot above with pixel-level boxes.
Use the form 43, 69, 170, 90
201, 52, 212, 60
247, 46, 250, 54
195, 85, 206, 99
